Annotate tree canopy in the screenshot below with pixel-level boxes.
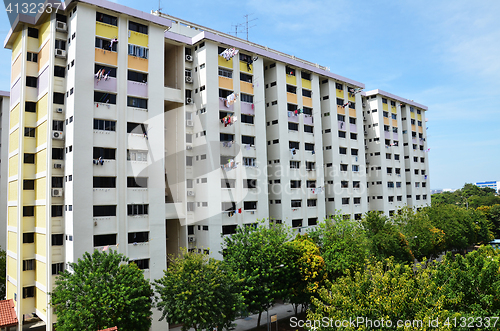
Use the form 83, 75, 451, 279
50, 250, 153, 331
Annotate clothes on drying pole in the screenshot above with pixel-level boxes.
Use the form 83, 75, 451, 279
251, 104, 254, 110
238, 208, 242, 214
225, 93, 239, 107
110, 38, 118, 49
340, 122, 344, 129
245, 144, 251, 150
311, 150, 315, 155
252, 56, 258, 62
219, 48, 239, 60
424, 175, 428, 180
343, 102, 350, 108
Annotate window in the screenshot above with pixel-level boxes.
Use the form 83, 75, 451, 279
308, 217, 318, 226
23, 180, 35, 190
95, 37, 116, 51
54, 66, 66, 78
93, 205, 116, 217
240, 73, 252, 83
23, 259, 36, 271
302, 89, 312, 98
27, 52, 38, 62
304, 125, 313, 133
289, 141, 300, 150
354, 197, 361, 204
349, 117, 356, 124
23, 153, 35, 164
388, 182, 394, 188
52, 263, 64, 275
128, 231, 149, 244
221, 179, 236, 188
221, 202, 236, 212
130, 258, 150, 270
51, 205, 63, 217
127, 122, 148, 135
290, 161, 300, 169
290, 180, 301, 189
222, 225, 237, 235
339, 147, 347, 155
350, 133, 357, 140
341, 181, 348, 188
93, 177, 116, 188
219, 68, 233, 78
241, 93, 253, 103
53, 120, 64, 131
26, 76, 37, 88
286, 66, 295, 76
94, 234, 117, 247
129, 21, 148, 34
305, 143, 314, 151
244, 201, 257, 210
243, 157, 256, 167
241, 114, 254, 124
23, 232, 34, 243
128, 44, 149, 59
127, 150, 148, 161
342, 198, 350, 205
127, 204, 148, 216
338, 131, 346, 138
94, 119, 116, 131
27, 27, 39, 38
352, 165, 359, 172
52, 234, 64, 246
242, 136, 255, 145
23, 286, 35, 298
340, 164, 348, 171
93, 147, 116, 160
353, 181, 360, 188
23, 206, 34, 217
336, 83, 343, 90
128, 70, 148, 83
96, 12, 117, 25
291, 200, 302, 208
127, 97, 148, 109
307, 199, 317, 207
127, 177, 147, 188
52, 177, 63, 188
94, 91, 116, 104
351, 148, 358, 156
244, 179, 257, 189
382, 98, 387, 104
53, 92, 65, 105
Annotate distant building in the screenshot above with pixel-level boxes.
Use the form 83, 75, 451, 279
475, 181, 500, 194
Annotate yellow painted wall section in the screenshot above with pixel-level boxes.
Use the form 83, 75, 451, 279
9, 129, 19, 153
384, 117, 390, 126
128, 55, 148, 72
95, 48, 118, 66
37, 94, 48, 121
25, 112, 36, 128
301, 79, 311, 90
218, 56, 232, 68
348, 93, 355, 102
9, 155, 18, 177
8, 181, 18, 201
349, 108, 356, 118
39, 19, 50, 48
35, 288, 47, 314
38, 42, 50, 72
35, 149, 47, 174
240, 81, 253, 94
96, 22, 118, 40
392, 119, 398, 127
7, 282, 16, 301
35, 177, 46, 200
417, 114, 422, 121
286, 75, 297, 86
336, 89, 344, 99
411, 112, 416, 119
302, 97, 312, 108
411, 124, 416, 132
287, 92, 297, 104
35, 121, 47, 147
10, 104, 19, 129
35, 206, 46, 228
129, 31, 148, 47
337, 105, 345, 115
239, 61, 253, 74
35, 233, 46, 257
418, 126, 423, 133
7, 257, 17, 281
11, 55, 21, 84
8, 207, 17, 227
391, 106, 397, 114
218, 76, 233, 90
7, 232, 17, 254
35, 261, 47, 288
383, 103, 388, 111
12, 33, 22, 60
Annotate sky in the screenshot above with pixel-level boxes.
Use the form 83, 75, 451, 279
0, 0, 498, 190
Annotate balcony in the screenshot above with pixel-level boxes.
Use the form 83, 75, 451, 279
349, 123, 357, 133
127, 188, 148, 204
219, 98, 234, 112
127, 133, 148, 150
93, 188, 117, 205
302, 96, 312, 108
127, 215, 149, 232
240, 61, 253, 74
337, 105, 345, 115
93, 159, 116, 176
127, 160, 148, 177
96, 21, 118, 39
336, 89, 343, 99
95, 48, 117, 66
164, 86, 183, 103
301, 78, 311, 90
286, 75, 297, 86
128, 55, 148, 72
304, 115, 313, 125
393, 133, 399, 141
241, 101, 254, 115
240, 81, 253, 94
349, 108, 356, 118
128, 242, 150, 260
93, 216, 118, 234
338, 121, 346, 130
94, 102, 117, 120
218, 55, 233, 68
94, 77, 117, 93
219, 76, 233, 90
127, 81, 148, 98
93, 130, 116, 148
286, 92, 297, 104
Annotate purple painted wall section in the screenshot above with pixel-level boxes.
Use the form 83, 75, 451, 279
338, 121, 346, 130
127, 81, 147, 98
412, 138, 417, 144
304, 115, 313, 125
385, 131, 391, 139
241, 102, 254, 115
393, 133, 399, 141
219, 98, 234, 112
350, 123, 357, 133
95, 77, 117, 93
288, 116, 298, 124
10, 78, 20, 106
37, 66, 49, 98
419, 139, 424, 145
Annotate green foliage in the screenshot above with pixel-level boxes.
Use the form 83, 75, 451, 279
50, 250, 153, 331
432, 183, 499, 209
154, 250, 244, 331
362, 211, 414, 263
309, 216, 367, 280
283, 234, 326, 312
222, 221, 291, 326
478, 204, 500, 237
0, 248, 5, 300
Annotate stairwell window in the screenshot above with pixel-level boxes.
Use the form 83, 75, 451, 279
128, 45, 149, 59
27, 27, 39, 38
27, 52, 38, 63
26, 76, 37, 88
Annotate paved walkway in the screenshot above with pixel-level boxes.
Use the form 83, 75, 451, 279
169, 303, 296, 331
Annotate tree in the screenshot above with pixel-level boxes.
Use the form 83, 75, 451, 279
283, 234, 326, 314
309, 216, 367, 280
222, 222, 291, 327
50, 250, 153, 331
478, 204, 500, 237
0, 249, 5, 300
155, 250, 244, 331
362, 211, 414, 263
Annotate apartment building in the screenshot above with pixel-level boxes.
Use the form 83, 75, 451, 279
2, 0, 430, 329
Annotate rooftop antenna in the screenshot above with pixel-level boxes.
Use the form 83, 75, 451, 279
242, 14, 257, 41
157, 0, 162, 13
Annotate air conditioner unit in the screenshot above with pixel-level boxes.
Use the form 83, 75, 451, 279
55, 108, 63, 113
187, 190, 195, 196
186, 120, 194, 127
53, 163, 63, 169
52, 131, 64, 139
186, 145, 193, 150
185, 76, 193, 83
51, 188, 63, 197
186, 97, 193, 105
188, 236, 196, 243
56, 21, 67, 32
185, 55, 193, 62
55, 49, 67, 59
